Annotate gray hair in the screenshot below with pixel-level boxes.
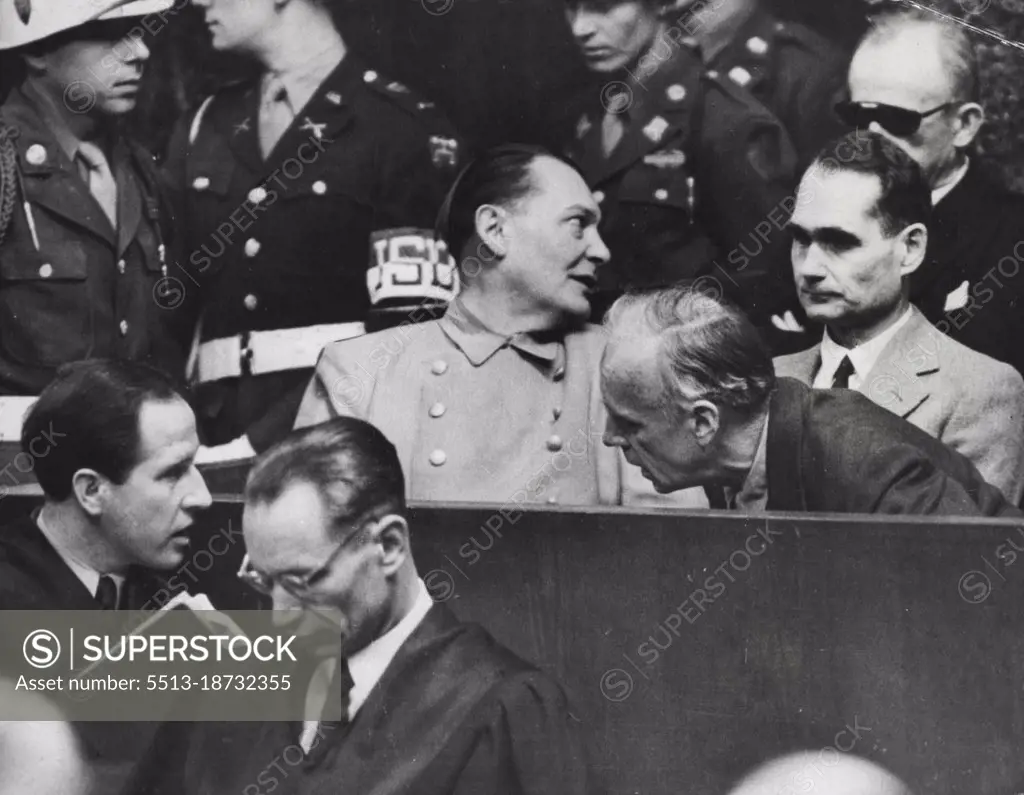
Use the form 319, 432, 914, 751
604, 287, 776, 415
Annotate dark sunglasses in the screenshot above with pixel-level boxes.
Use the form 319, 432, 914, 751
834, 100, 960, 137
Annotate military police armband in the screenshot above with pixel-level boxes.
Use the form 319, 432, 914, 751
367, 228, 459, 321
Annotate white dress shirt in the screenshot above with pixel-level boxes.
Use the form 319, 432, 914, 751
36, 514, 125, 604
813, 307, 914, 391
300, 578, 434, 751
932, 157, 970, 206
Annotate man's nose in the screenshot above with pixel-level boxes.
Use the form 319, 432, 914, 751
588, 228, 611, 266
123, 33, 150, 62
568, 9, 597, 40
602, 418, 626, 449
184, 467, 213, 511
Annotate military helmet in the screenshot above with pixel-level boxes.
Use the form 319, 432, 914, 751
0, 0, 176, 51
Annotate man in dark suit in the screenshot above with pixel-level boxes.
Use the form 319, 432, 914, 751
600, 286, 1020, 516
132, 416, 596, 795
0, 358, 213, 791
836, 5, 1024, 378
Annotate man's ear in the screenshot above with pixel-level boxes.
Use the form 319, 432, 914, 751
474, 204, 508, 260
689, 400, 720, 448
897, 222, 928, 277
952, 102, 985, 149
71, 469, 106, 518
371, 515, 411, 575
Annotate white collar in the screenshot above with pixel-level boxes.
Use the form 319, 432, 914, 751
347, 578, 434, 718
816, 306, 914, 391
932, 158, 970, 205
35, 513, 124, 601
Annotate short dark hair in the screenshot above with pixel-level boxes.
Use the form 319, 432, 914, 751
604, 287, 776, 415
436, 143, 578, 263
244, 417, 406, 539
862, 6, 979, 103
809, 132, 931, 237
23, 359, 187, 501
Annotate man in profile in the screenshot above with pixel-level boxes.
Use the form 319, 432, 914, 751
136, 416, 597, 795
600, 286, 1020, 516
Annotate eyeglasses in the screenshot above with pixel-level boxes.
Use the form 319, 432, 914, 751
237, 515, 384, 599
834, 100, 960, 137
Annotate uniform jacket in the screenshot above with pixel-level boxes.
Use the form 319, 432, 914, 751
0, 513, 175, 793
294, 308, 623, 506
910, 162, 1024, 380
705, 8, 848, 164
774, 307, 1024, 503
565, 39, 798, 323
163, 53, 461, 449
131, 603, 597, 795
733, 377, 1020, 516
0, 87, 185, 394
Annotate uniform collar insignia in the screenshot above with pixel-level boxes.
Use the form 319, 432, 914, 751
326, 91, 342, 105
746, 35, 769, 55
643, 116, 669, 143
300, 116, 328, 141
728, 66, 753, 87
576, 114, 592, 140
233, 117, 251, 136
429, 135, 459, 169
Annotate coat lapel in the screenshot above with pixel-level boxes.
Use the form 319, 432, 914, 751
224, 85, 264, 175
765, 378, 810, 512
859, 309, 936, 420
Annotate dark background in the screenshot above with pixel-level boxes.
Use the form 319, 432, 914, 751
115, 0, 1024, 189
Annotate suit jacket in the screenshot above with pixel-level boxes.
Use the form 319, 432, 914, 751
130, 603, 597, 795
295, 311, 623, 506
752, 378, 1020, 515
910, 161, 1024, 379
774, 307, 1024, 503
0, 513, 176, 792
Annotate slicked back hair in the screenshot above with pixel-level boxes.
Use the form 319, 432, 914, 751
810, 131, 931, 237
604, 287, 776, 416
23, 359, 186, 501
861, 5, 979, 103
245, 417, 406, 541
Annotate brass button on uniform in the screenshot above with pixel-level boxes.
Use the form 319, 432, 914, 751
243, 294, 259, 311
654, 189, 669, 201
117, 258, 126, 274
193, 176, 210, 191
431, 359, 448, 375
312, 181, 327, 195
248, 186, 268, 204
119, 320, 128, 336
38, 263, 53, 279
593, 190, 605, 203
429, 402, 446, 418
244, 238, 261, 258
546, 435, 563, 452
429, 449, 447, 467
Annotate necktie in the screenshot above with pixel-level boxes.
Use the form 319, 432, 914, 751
259, 76, 293, 159
77, 142, 118, 229
300, 657, 354, 757
831, 355, 856, 389
95, 575, 119, 610
601, 107, 628, 158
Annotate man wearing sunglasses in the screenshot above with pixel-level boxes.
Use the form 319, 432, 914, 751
839, 5, 1024, 381
139, 417, 596, 795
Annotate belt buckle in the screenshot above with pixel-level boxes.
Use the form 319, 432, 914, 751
239, 332, 253, 377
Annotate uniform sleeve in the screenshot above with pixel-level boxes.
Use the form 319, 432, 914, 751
697, 82, 799, 322
940, 365, 1024, 505
451, 673, 600, 795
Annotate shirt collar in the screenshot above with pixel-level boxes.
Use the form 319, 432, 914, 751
35, 511, 124, 601
19, 79, 85, 162
262, 43, 346, 118
439, 299, 566, 368
932, 158, 970, 205
818, 306, 914, 387
347, 578, 433, 718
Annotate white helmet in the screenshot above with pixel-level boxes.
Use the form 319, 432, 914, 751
0, 0, 176, 51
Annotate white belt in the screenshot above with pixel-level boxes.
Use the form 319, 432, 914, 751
195, 322, 365, 383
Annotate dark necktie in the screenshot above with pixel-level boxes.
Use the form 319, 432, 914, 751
301, 658, 355, 767
831, 355, 855, 389
95, 575, 119, 610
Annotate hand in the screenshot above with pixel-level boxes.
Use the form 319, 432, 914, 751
194, 435, 257, 466
771, 310, 806, 333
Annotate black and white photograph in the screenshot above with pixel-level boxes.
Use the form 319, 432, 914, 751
0, 0, 1023, 792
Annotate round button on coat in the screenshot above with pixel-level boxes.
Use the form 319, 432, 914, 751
119, 320, 129, 336
38, 263, 53, 278
429, 402, 446, 418
312, 181, 327, 195
546, 435, 563, 452
248, 186, 268, 204
431, 360, 448, 375
243, 294, 259, 311
244, 238, 261, 257
429, 449, 447, 466
117, 259, 126, 274
193, 176, 210, 191
654, 189, 669, 201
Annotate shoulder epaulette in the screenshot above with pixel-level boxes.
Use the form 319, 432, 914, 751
359, 69, 452, 126
769, 19, 834, 55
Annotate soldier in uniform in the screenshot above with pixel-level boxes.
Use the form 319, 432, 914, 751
168, 0, 462, 461
0, 0, 184, 404
563, 0, 798, 325
679, 0, 848, 164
